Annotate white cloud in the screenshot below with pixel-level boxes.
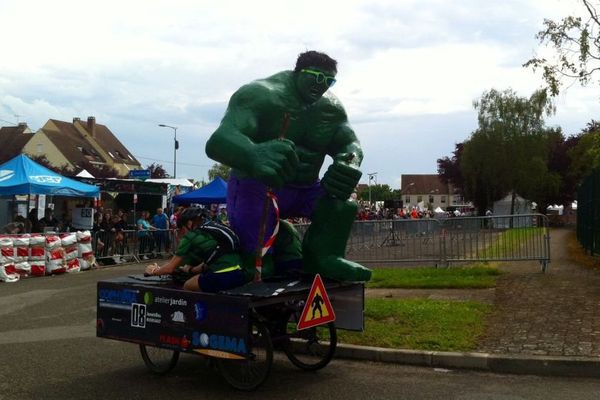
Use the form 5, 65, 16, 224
1, 0, 599, 185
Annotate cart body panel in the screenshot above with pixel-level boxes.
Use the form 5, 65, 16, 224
97, 276, 251, 359
97, 275, 364, 360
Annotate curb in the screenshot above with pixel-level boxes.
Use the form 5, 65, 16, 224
334, 344, 600, 378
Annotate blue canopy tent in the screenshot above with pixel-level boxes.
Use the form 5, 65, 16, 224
172, 177, 227, 205
0, 154, 99, 197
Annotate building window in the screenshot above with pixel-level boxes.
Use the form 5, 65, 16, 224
441, 196, 446, 203
36, 143, 43, 154
429, 195, 434, 204
453, 195, 462, 204
405, 196, 411, 204
417, 196, 422, 202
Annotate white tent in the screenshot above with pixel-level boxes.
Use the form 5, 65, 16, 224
547, 204, 564, 215
434, 206, 445, 213
76, 169, 94, 178
492, 193, 532, 216
146, 178, 193, 187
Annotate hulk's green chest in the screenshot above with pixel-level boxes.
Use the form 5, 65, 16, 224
258, 107, 337, 150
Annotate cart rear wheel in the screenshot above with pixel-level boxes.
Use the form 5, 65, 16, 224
139, 344, 180, 375
217, 320, 273, 391
283, 320, 337, 371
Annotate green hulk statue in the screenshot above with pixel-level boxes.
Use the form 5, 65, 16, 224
206, 50, 371, 282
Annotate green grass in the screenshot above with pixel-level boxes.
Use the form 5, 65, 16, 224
338, 298, 491, 351
366, 263, 502, 289
479, 227, 545, 258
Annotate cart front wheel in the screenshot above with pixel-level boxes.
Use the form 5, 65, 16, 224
283, 321, 337, 371
217, 320, 273, 391
139, 344, 180, 375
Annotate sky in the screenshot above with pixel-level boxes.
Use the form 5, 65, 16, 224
1, 0, 598, 189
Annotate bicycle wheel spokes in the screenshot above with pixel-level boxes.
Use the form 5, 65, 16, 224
139, 344, 179, 375
217, 320, 273, 391
284, 319, 337, 371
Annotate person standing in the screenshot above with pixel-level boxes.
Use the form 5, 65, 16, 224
151, 207, 169, 255
137, 211, 154, 259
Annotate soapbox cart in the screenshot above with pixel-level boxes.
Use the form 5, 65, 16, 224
96, 274, 364, 390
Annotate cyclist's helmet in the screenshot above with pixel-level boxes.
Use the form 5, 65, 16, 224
177, 207, 208, 229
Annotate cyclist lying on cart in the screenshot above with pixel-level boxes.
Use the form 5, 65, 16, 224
144, 207, 254, 292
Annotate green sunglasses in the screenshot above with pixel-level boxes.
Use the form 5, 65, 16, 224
301, 69, 336, 87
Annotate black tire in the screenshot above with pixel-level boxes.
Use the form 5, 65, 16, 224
283, 319, 337, 371
139, 344, 180, 375
217, 320, 273, 391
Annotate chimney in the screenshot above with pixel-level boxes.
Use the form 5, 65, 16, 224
87, 116, 96, 138
73, 117, 80, 124
17, 122, 27, 129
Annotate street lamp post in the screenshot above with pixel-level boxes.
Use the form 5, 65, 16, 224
367, 172, 378, 208
158, 124, 178, 178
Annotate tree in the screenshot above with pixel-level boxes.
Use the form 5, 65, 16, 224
546, 131, 582, 205
147, 163, 169, 179
79, 160, 125, 179
437, 142, 465, 194
356, 183, 394, 202
28, 155, 73, 175
569, 120, 600, 179
208, 163, 231, 181
461, 89, 559, 214
524, 1, 600, 96
29, 155, 125, 179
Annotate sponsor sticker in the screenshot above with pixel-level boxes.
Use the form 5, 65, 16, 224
99, 288, 138, 309
194, 302, 206, 321
192, 331, 247, 355
171, 311, 186, 323
144, 292, 188, 307
159, 334, 190, 349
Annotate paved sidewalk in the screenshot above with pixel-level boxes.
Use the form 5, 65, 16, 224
476, 228, 600, 358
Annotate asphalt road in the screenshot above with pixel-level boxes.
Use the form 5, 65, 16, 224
1, 264, 600, 400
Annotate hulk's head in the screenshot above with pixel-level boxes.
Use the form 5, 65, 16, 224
294, 50, 337, 104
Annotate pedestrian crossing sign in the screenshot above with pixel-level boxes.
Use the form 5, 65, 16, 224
297, 274, 336, 331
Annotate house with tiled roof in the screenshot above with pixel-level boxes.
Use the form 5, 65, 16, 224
22, 116, 141, 175
0, 123, 34, 164
401, 174, 467, 211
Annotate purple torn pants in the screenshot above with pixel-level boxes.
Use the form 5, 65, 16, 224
227, 175, 325, 254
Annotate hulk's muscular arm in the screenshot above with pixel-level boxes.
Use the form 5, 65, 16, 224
320, 102, 364, 199
206, 84, 298, 187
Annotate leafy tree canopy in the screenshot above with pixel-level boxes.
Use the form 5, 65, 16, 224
461, 89, 559, 214
525, 1, 600, 96
356, 183, 396, 202
437, 142, 465, 194
147, 163, 169, 179
208, 163, 231, 181
29, 155, 125, 179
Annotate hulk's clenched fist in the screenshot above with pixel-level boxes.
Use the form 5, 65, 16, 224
249, 139, 299, 188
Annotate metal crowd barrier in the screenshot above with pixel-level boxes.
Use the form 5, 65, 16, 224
90, 214, 550, 271
92, 229, 178, 264
296, 213, 551, 271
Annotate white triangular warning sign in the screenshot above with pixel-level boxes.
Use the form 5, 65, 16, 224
297, 274, 336, 330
